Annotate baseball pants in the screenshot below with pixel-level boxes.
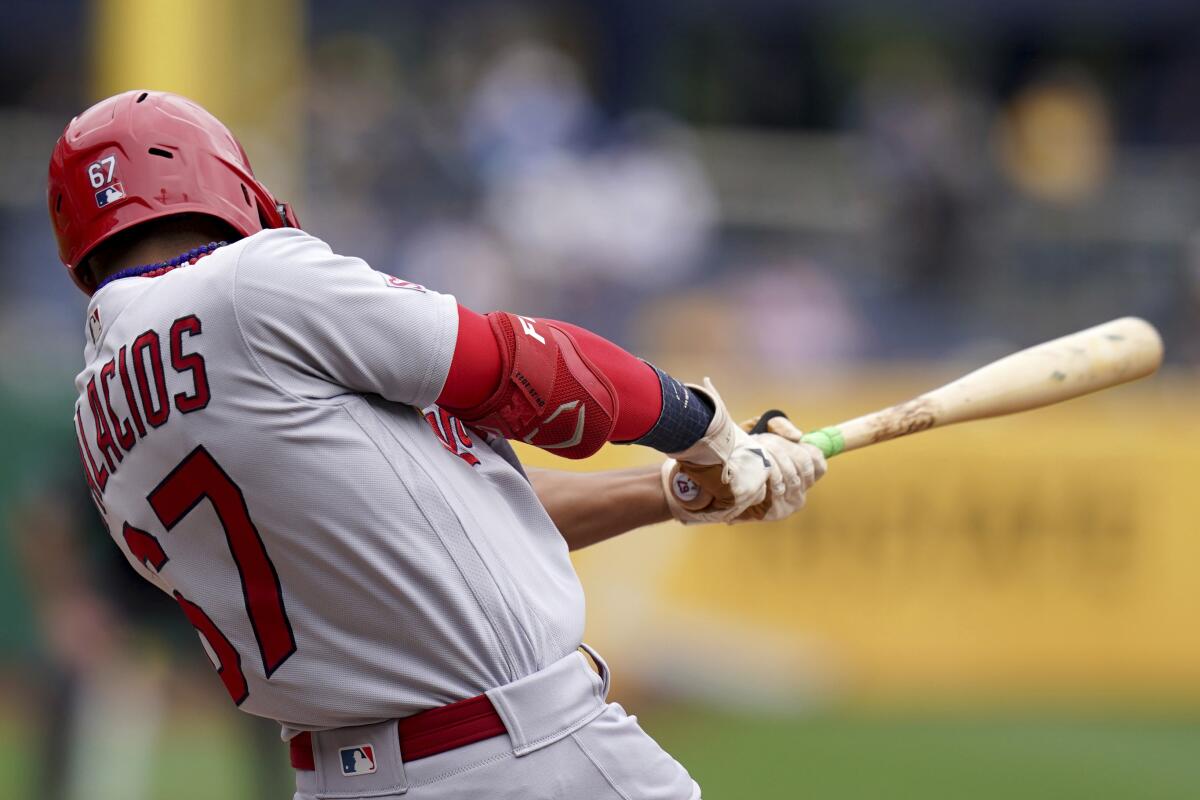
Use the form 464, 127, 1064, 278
292, 647, 701, 800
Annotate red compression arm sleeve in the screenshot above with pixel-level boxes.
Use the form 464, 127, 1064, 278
440, 305, 503, 409
549, 320, 663, 441
439, 305, 663, 442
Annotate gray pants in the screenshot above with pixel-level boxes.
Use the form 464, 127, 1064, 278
293, 648, 700, 800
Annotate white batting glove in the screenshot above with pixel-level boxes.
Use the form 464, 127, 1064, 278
666, 378, 771, 522
663, 414, 827, 525
745, 423, 827, 521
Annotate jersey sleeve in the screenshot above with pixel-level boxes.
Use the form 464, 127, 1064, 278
233, 229, 458, 406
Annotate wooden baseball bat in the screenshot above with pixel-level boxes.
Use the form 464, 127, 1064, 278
793, 316, 1163, 458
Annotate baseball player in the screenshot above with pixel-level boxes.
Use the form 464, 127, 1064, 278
49, 90, 827, 800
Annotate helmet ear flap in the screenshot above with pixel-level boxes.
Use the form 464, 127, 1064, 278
255, 197, 300, 230
277, 202, 300, 229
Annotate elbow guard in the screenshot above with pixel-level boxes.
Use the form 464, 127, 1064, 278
450, 313, 618, 459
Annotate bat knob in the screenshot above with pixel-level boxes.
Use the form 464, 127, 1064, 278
747, 409, 789, 435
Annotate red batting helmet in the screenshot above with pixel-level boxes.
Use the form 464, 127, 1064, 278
48, 90, 299, 294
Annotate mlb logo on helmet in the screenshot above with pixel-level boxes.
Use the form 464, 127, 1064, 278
339, 744, 377, 776
95, 182, 125, 208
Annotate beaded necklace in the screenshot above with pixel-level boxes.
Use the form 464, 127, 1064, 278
95, 240, 229, 291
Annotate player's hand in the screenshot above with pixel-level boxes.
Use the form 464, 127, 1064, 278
739, 420, 827, 521
664, 378, 772, 523
663, 413, 827, 525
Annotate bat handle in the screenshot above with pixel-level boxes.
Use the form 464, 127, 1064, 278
748, 410, 846, 459
674, 411, 843, 513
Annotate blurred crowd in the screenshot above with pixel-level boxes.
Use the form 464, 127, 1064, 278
4, 1, 1200, 382
2, 1, 1200, 797
295, 1, 1200, 365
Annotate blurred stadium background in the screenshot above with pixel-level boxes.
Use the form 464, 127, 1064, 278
3, 0, 1200, 797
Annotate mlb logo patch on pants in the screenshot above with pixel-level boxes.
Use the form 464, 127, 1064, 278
297, 719, 407, 797
340, 744, 377, 776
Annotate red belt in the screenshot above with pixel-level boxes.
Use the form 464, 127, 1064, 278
290, 693, 507, 770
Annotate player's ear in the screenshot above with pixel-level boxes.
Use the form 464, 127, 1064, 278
79, 257, 100, 291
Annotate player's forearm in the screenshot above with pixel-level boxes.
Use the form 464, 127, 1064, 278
439, 307, 781, 524
528, 466, 670, 550
438, 306, 713, 459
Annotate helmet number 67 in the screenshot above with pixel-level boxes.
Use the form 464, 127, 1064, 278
87, 155, 117, 188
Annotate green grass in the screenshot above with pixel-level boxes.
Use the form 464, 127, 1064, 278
0, 711, 290, 800
3, 708, 1200, 799
641, 708, 1200, 800
0, 720, 32, 800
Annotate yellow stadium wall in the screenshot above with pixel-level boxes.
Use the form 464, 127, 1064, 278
517, 369, 1200, 706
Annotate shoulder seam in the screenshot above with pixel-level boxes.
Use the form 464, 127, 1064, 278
229, 234, 354, 410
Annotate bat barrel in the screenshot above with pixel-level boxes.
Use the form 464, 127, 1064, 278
929, 316, 1163, 426
799, 317, 1163, 458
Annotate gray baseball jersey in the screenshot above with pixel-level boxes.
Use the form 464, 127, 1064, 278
72, 228, 585, 733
